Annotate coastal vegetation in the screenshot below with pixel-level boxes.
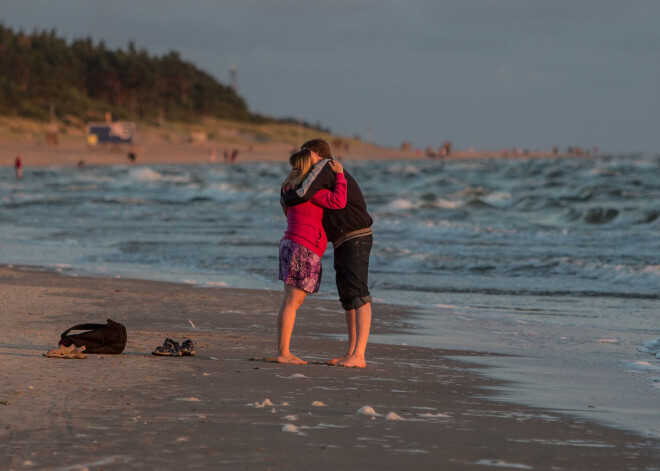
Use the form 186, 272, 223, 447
0, 24, 328, 133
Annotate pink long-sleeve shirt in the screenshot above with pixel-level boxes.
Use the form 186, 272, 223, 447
282, 173, 347, 257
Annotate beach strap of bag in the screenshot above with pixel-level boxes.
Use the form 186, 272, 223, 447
60, 323, 107, 339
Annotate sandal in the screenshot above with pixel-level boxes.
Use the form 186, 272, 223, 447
43, 344, 87, 359
180, 339, 196, 356
152, 338, 181, 356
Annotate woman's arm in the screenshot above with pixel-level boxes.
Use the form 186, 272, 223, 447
311, 172, 347, 209
280, 160, 335, 207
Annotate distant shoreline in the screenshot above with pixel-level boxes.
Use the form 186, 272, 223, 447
0, 137, 582, 168
0, 115, 585, 167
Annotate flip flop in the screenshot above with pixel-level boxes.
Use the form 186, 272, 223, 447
152, 338, 182, 356
43, 344, 87, 359
180, 339, 196, 356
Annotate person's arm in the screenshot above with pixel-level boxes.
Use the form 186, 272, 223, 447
280, 189, 288, 216
311, 172, 347, 209
280, 160, 335, 207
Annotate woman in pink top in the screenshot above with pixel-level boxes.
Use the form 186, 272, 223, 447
277, 149, 346, 364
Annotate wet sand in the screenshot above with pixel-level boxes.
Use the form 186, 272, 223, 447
1, 265, 658, 470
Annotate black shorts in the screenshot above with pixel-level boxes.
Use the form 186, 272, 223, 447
333, 235, 373, 311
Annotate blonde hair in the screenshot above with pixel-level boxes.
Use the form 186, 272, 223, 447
282, 149, 314, 190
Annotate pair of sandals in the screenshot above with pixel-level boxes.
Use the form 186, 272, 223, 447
43, 344, 87, 359
152, 338, 195, 357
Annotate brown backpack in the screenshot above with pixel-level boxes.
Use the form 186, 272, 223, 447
59, 319, 127, 354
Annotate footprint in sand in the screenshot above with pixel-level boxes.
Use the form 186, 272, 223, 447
357, 405, 381, 417
385, 412, 404, 421
282, 424, 304, 435
250, 398, 274, 408
418, 412, 450, 418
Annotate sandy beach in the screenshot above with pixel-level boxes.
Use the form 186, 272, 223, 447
1, 5, 655, 469
1, 265, 659, 470
0, 115, 572, 168
0, 120, 415, 168
0, 139, 571, 167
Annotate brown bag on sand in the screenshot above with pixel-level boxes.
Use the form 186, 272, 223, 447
58, 319, 127, 354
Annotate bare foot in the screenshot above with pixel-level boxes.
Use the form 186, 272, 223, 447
337, 355, 366, 368
276, 353, 307, 365
326, 354, 350, 366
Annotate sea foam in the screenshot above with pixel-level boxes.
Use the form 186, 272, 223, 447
639, 338, 660, 358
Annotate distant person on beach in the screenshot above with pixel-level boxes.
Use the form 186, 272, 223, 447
15, 155, 23, 180
281, 139, 374, 368
277, 149, 346, 364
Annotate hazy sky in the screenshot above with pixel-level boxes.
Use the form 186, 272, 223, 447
2, 1, 659, 152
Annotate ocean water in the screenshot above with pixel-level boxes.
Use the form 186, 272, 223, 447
1, 155, 659, 436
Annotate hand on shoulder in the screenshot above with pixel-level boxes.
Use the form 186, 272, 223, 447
328, 160, 343, 174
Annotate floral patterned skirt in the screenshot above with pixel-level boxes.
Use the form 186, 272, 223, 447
279, 239, 322, 294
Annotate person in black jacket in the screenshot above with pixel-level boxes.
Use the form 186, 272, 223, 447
281, 139, 373, 368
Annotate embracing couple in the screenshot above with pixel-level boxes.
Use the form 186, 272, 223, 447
277, 139, 373, 368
